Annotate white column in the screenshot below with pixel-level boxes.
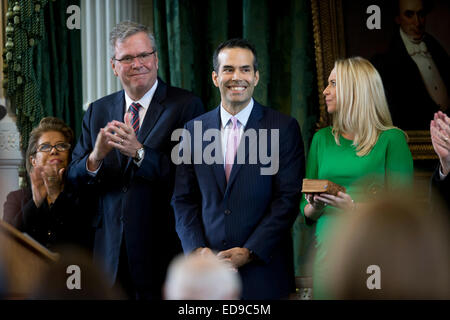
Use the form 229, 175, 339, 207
81, 0, 141, 111
0, 103, 22, 220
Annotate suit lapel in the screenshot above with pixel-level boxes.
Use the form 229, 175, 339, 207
136, 80, 166, 143
124, 79, 166, 171
225, 102, 264, 193
205, 107, 227, 195
110, 91, 126, 167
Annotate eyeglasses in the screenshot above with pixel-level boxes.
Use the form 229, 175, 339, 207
36, 142, 71, 153
113, 51, 156, 65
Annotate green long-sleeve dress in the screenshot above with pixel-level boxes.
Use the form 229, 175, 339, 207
296, 126, 414, 299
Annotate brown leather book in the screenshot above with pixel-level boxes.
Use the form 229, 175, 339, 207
301, 179, 346, 196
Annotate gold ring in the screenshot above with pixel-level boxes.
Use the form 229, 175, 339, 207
48, 177, 56, 181
120, 139, 124, 144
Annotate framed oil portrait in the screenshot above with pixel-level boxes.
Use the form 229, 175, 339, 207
311, 0, 450, 160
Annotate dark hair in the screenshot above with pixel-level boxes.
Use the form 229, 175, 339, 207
212, 38, 259, 72
25, 117, 74, 173
395, 0, 433, 17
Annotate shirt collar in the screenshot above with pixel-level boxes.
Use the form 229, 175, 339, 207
220, 98, 254, 129
399, 27, 429, 56
124, 79, 158, 111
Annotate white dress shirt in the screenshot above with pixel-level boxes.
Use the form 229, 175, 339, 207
124, 79, 158, 127
400, 28, 449, 110
220, 98, 254, 167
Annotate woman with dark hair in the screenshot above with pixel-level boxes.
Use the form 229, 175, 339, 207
13, 117, 93, 251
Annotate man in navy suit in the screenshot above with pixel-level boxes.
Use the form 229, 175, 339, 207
67, 21, 203, 299
172, 39, 305, 299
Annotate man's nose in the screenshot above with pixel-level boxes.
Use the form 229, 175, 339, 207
413, 14, 420, 26
50, 146, 58, 154
131, 57, 143, 68
231, 70, 240, 80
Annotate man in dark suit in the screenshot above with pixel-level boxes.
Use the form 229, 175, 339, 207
372, 0, 449, 130
172, 39, 305, 299
67, 21, 203, 299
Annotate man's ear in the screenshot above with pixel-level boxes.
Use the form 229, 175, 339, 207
394, 15, 401, 25
155, 51, 159, 71
212, 71, 219, 88
254, 70, 259, 87
111, 58, 118, 76
30, 155, 36, 168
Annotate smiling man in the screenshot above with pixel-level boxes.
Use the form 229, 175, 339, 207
172, 39, 305, 299
68, 21, 203, 299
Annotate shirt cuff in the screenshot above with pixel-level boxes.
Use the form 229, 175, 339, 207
86, 159, 102, 176
438, 166, 447, 181
133, 149, 145, 167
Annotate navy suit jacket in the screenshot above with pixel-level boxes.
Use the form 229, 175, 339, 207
67, 78, 204, 299
172, 101, 305, 299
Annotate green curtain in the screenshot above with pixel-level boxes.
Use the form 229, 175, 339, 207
4, 0, 83, 152
36, 0, 83, 140
154, 0, 318, 278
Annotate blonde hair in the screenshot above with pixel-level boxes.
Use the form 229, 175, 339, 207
323, 193, 450, 299
332, 57, 400, 156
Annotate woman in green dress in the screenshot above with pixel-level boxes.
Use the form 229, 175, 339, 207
300, 57, 414, 299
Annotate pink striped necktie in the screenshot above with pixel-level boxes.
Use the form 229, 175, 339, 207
225, 116, 240, 182
128, 102, 142, 134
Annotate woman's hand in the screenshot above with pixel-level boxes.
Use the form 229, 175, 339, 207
305, 193, 327, 210
41, 164, 65, 204
304, 193, 328, 221
314, 191, 355, 211
30, 166, 47, 207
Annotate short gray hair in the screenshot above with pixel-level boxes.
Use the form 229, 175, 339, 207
109, 21, 157, 59
164, 254, 242, 300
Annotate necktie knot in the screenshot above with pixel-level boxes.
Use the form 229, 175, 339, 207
128, 102, 142, 134
230, 116, 239, 129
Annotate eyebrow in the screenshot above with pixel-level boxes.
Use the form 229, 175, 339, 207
39, 141, 66, 145
222, 65, 252, 69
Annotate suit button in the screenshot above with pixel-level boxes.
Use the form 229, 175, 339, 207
122, 186, 127, 193
224, 209, 231, 215
222, 240, 227, 246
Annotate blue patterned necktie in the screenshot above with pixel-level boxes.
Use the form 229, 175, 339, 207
128, 102, 142, 134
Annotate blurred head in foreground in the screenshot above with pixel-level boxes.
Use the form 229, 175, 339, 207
322, 193, 449, 299
164, 254, 242, 300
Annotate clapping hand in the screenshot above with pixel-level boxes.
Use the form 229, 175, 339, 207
430, 111, 450, 176
30, 164, 65, 207
104, 112, 142, 158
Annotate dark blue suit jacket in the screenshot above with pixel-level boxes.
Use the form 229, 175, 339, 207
172, 101, 305, 299
67, 78, 204, 299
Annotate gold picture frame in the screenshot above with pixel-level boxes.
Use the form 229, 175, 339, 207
310, 0, 437, 160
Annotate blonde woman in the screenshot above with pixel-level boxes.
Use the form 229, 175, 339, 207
298, 57, 414, 299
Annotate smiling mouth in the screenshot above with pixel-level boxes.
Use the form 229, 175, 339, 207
227, 86, 247, 92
